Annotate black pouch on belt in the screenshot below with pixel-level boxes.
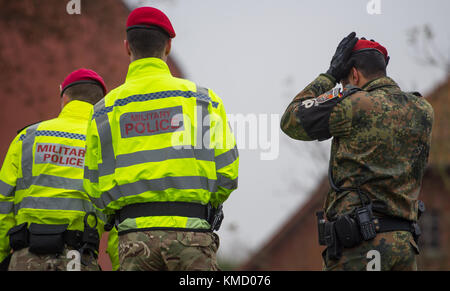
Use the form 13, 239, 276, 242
28, 223, 68, 255
324, 221, 342, 260
335, 215, 362, 248
7, 223, 29, 251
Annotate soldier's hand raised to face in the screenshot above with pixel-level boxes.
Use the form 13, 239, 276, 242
326, 32, 359, 83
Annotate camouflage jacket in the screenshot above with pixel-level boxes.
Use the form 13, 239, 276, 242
281, 74, 434, 221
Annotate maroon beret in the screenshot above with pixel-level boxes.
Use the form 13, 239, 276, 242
60, 69, 107, 97
352, 39, 388, 61
126, 7, 176, 38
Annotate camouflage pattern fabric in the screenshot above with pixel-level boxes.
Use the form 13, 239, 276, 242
118, 230, 220, 271
281, 74, 434, 222
8, 247, 100, 271
322, 231, 419, 271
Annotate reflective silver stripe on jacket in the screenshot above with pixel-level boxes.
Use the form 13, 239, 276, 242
16, 175, 84, 192
92, 89, 219, 120
94, 98, 116, 178
215, 145, 239, 170
115, 146, 214, 169
14, 196, 106, 222
21, 123, 40, 189
91, 176, 218, 210
84, 166, 99, 184
217, 173, 238, 190
0, 201, 14, 214
0, 180, 15, 197
196, 86, 211, 151
84, 146, 215, 184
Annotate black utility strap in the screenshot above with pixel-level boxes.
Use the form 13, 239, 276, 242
117, 202, 210, 224
376, 217, 413, 233
64, 230, 84, 249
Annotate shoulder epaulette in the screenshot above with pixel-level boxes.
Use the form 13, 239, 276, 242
408, 91, 423, 98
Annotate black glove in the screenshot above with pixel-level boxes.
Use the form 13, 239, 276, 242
326, 32, 359, 83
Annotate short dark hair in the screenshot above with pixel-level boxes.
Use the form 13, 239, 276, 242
64, 83, 104, 105
126, 27, 169, 60
349, 50, 387, 79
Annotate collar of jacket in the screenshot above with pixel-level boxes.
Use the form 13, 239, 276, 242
125, 57, 171, 82
361, 76, 400, 92
59, 100, 93, 121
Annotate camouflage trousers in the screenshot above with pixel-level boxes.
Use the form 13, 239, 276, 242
8, 246, 100, 271
118, 230, 220, 271
322, 231, 419, 271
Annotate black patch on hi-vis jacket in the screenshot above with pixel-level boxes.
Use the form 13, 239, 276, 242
34, 143, 85, 169
120, 106, 184, 138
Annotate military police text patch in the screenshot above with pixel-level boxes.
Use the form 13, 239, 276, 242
120, 106, 184, 138
35, 143, 85, 168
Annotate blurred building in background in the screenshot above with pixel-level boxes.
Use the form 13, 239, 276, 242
0, 0, 183, 271
241, 77, 450, 271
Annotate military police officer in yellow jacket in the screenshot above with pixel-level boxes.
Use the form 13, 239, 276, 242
0, 69, 119, 271
83, 7, 239, 271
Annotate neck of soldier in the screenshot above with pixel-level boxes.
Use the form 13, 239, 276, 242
130, 53, 168, 63
343, 68, 383, 88
60, 94, 71, 110
127, 39, 171, 64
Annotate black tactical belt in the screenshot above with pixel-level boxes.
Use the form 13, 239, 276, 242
8, 219, 100, 258
9, 228, 91, 252
117, 201, 210, 224
375, 216, 417, 234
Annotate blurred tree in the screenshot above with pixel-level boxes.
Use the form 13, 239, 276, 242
407, 24, 450, 75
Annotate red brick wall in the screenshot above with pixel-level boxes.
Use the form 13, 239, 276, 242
241, 181, 327, 270
262, 210, 324, 270
417, 168, 450, 270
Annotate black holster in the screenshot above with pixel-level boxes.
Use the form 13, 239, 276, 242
335, 214, 362, 248
28, 223, 68, 255
317, 212, 344, 260
324, 221, 342, 260
318, 215, 363, 261
79, 212, 100, 266
207, 204, 224, 231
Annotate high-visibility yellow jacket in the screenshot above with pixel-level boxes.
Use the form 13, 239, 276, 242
83, 57, 239, 233
0, 100, 119, 267
104, 226, 119, 271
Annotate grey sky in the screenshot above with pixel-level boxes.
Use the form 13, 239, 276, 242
124, 0, 449, 263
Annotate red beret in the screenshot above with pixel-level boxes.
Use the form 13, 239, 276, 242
60, 69, 107, 97
352, 39, 388, 61
126, 7, 176, 38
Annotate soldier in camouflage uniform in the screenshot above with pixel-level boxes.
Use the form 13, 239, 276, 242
281, 32, 434, 271
118, 231, 220, 271
8, 247, 100, 271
